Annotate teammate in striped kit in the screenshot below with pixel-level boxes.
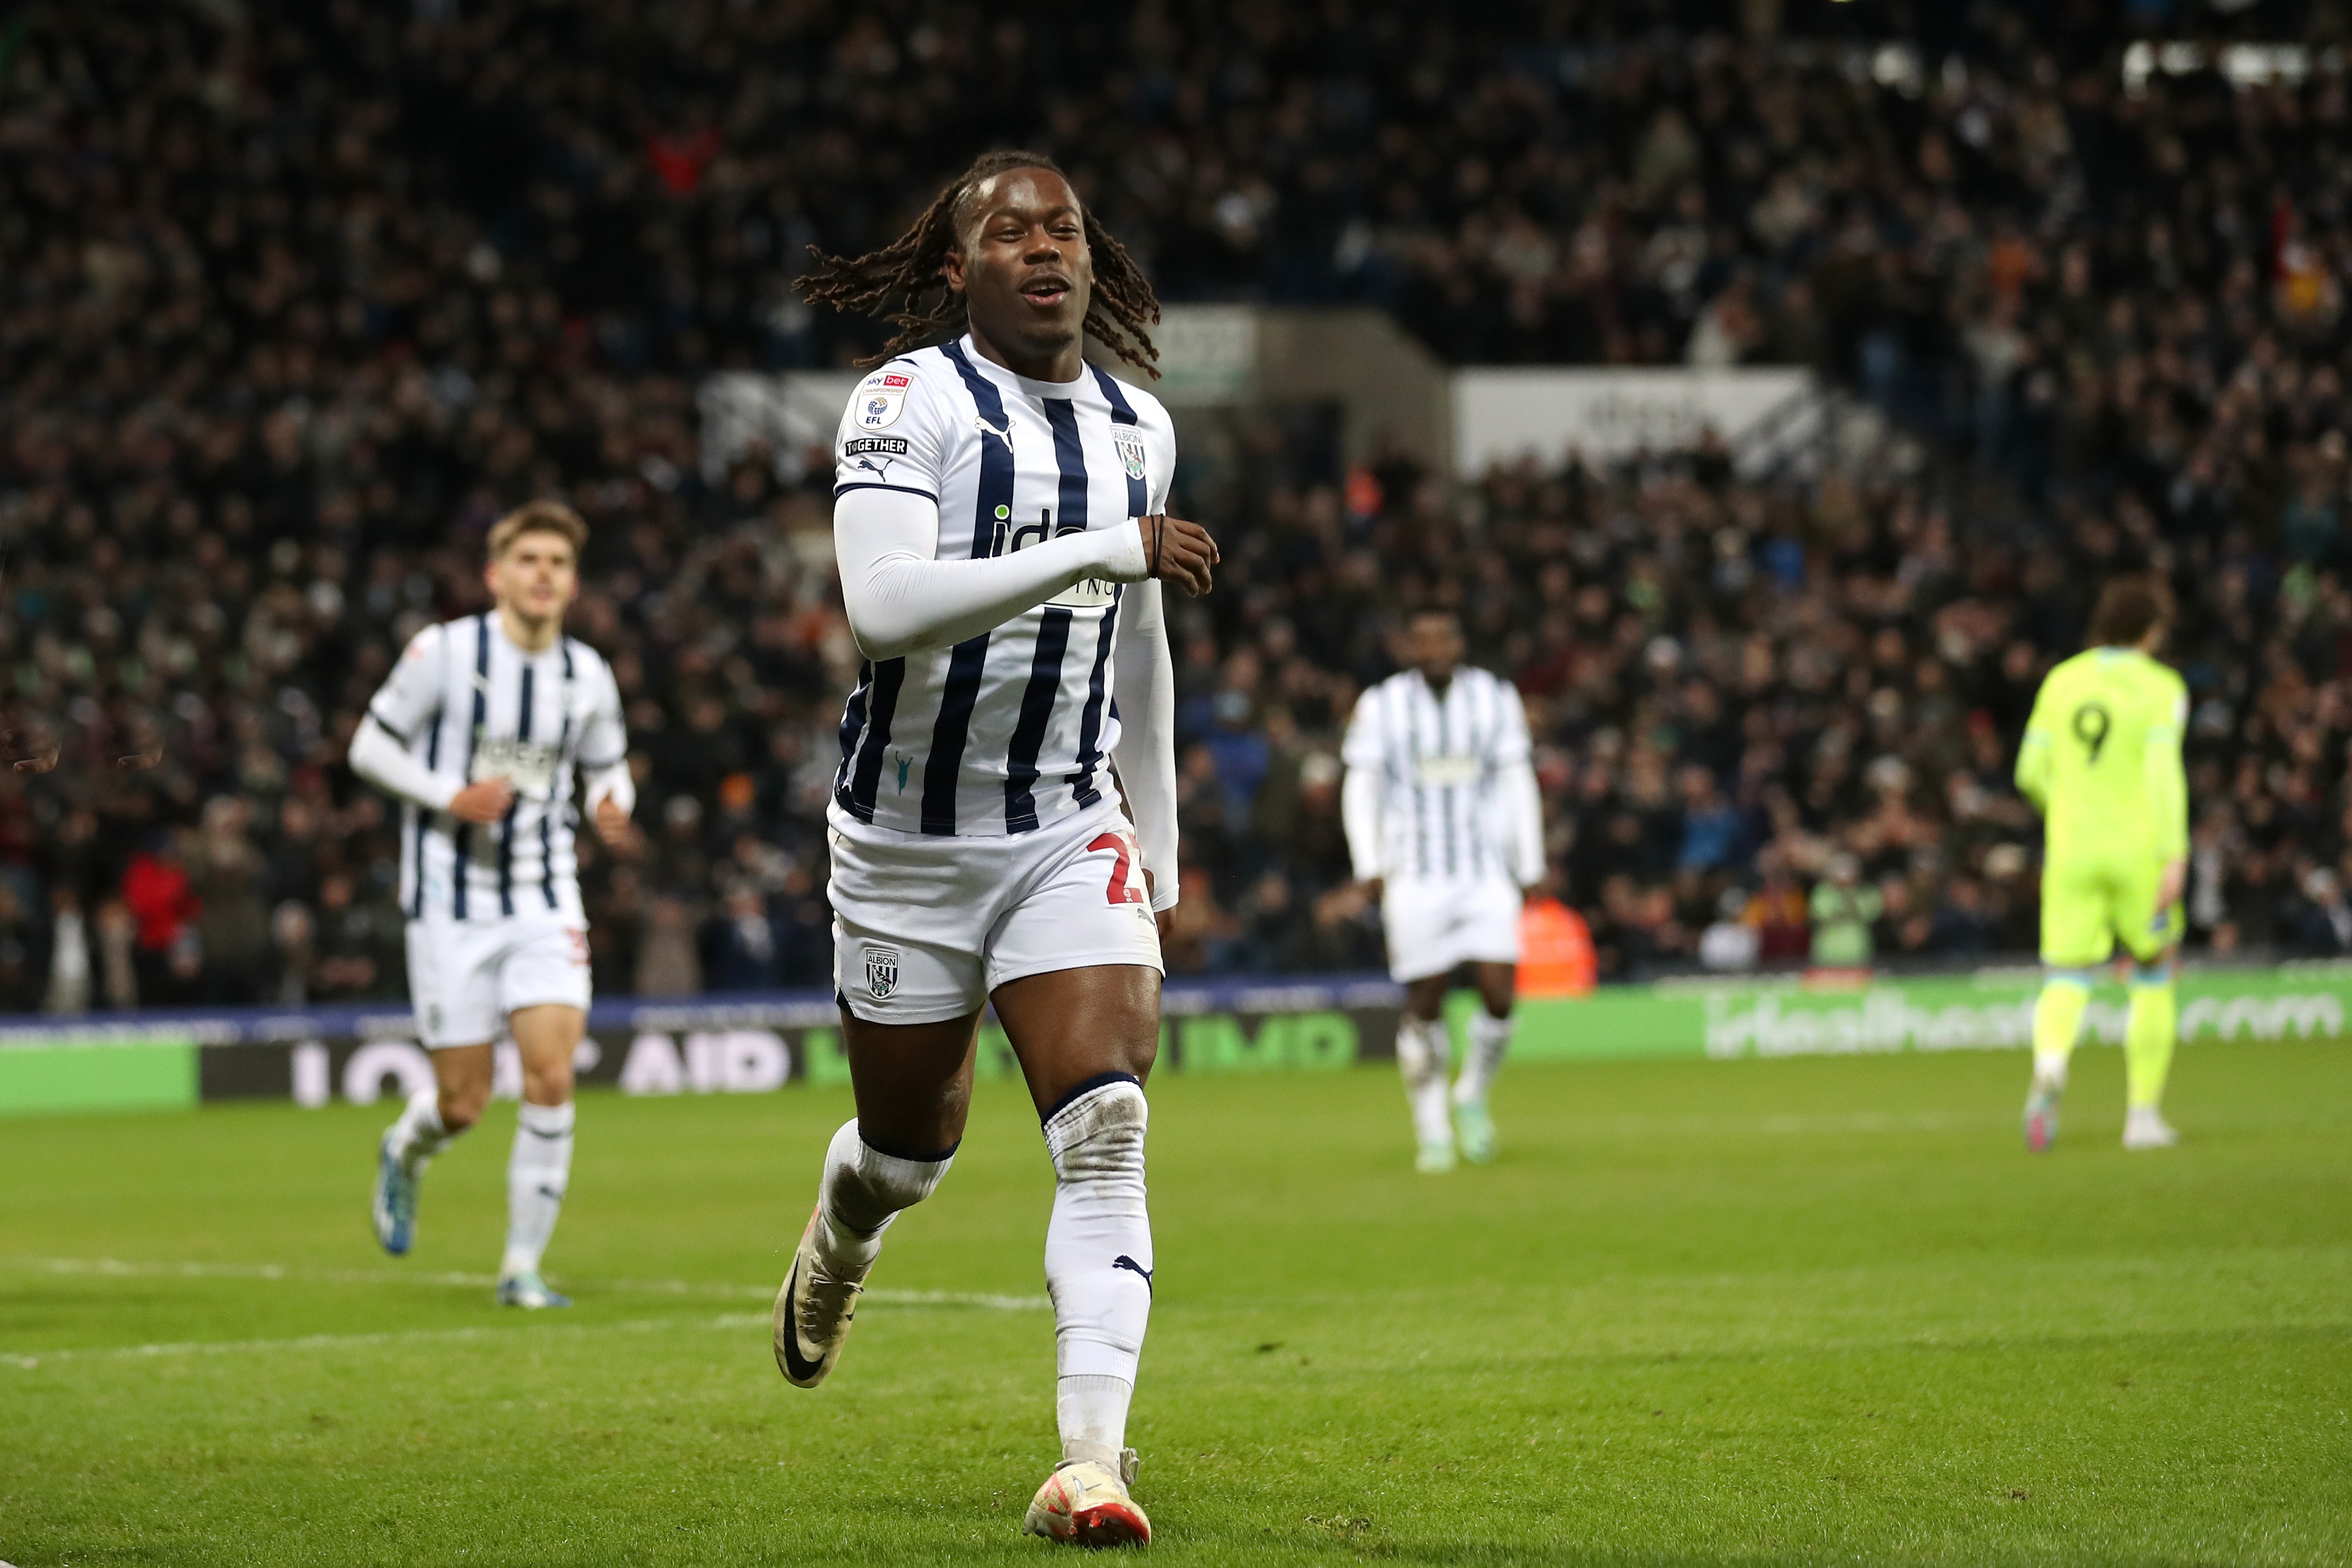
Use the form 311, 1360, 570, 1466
776, 152, 1218, 1548
348, 502, 633, 1308
1343, 609, 1546, 1172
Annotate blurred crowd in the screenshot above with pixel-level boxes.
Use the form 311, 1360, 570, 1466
3, 2, 2351, 1006
1159, 423, 2352, 982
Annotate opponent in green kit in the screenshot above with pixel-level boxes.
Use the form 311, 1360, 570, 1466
2013, 577, 2188, 1153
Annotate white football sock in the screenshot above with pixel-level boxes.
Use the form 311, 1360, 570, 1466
1042, 1076, 1151, 1469
812, 1120, 956, 1276
1395, 1018, 1454, 1150
1057, 1374, 1134, 1472
1454, 1010, 1514, 1107
501, 1099, 574, 1278
387, 1087, 459, 1175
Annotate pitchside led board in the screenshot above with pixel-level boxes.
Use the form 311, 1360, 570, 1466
1, 964, 2345, 1117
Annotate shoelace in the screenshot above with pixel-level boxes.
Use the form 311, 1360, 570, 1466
797, 1266, 863, 1342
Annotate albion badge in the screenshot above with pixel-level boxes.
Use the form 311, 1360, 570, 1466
864, 945, 901, 1000
1114, 430, 1147, 481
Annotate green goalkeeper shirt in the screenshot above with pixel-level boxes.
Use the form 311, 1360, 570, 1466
2013, 646, 2190, 867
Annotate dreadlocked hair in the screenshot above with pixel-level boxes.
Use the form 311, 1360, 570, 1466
795, 149, 1162, 376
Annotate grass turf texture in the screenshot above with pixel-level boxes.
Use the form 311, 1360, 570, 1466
3, 1042, 2349, 1566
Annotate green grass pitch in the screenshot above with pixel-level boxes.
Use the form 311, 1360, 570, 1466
4, 1039, 2349, 1565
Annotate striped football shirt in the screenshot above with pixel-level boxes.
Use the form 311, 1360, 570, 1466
828, 335, 1175, 837
365, 615, 627, 921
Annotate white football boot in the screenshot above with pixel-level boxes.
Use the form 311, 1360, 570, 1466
495, 1270, 571, 1309
2122, 1107, 2180, 1150
1024, 1451, 1149, 1547
773, 1206, 867, 1388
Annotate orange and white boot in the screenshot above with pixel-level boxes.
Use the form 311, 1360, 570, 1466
1023, 1451, 1149, 1547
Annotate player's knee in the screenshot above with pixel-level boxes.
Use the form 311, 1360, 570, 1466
1395, 1021, 1447, 1080
1044, 1077, 1147, 1182
522, 1061, 575, 1106
438, 1085, 489, 1132
837, 1120, 956, 1213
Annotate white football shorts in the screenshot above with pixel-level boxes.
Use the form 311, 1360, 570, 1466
829, 800, 1164, 1025
1381, 875, 1523, 983
404, 914, 593, 1048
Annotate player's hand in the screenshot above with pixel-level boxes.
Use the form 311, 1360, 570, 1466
448, 778, 515, 823
2156, 856, 2187, 911
592, 794, 634, 848
1137, 513, 1219, 597
1359, 877, 1385, 903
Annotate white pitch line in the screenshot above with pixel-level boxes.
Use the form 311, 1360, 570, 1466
1575, 1110, 1991, 1137
2, 1311, 773, 1370
2, 1256, 1048, 1314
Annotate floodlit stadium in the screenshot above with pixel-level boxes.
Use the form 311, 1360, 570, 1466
5, 2, 2350, 1561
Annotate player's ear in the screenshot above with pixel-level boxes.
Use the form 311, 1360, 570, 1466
941, 246, 968, 295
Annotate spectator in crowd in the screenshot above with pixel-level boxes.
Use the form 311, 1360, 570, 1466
1809, 854, 1880, 969
703, 881, 782, 993
310, 871, 401, 1001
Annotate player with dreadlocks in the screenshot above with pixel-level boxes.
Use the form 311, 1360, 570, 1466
768, 152, 1216, 1548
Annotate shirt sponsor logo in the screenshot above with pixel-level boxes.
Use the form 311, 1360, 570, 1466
472, 732, 562, 794
864, 945, 901, 1000
1048, 579, 1119, 610
1413, 755, 1481, 787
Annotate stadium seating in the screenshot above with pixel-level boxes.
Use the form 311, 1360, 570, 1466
0, 5, 2346, 1002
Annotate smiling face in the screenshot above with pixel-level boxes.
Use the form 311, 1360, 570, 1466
942, 166, 1093, 379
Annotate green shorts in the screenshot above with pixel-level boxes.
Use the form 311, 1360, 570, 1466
2040, 852, 2182, 969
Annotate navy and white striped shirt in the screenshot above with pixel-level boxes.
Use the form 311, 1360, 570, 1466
365, 616, 627, 921
1342, 667, 1542, 885
829, 336, 1176, 838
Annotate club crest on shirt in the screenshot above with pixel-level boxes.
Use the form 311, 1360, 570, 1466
864, 945, 900, 1000
1113, 429, 1147, 481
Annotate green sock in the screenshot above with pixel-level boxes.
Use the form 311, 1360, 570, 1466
2032, 973, 2091, 1084
2125, 973, 2177, 1111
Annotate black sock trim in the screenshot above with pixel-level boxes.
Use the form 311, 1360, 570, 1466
856, 1128, 961, 1164
1039, 1070, 1140, 1126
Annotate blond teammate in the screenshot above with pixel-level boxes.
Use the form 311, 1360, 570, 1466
349, 502, 633, 1304
2015, 577, 2188, 1152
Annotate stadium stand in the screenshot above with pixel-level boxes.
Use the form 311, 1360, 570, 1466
1, 4, 2347, 1003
